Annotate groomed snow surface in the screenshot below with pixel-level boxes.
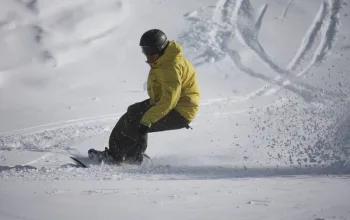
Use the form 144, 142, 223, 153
1, 0, 350, 219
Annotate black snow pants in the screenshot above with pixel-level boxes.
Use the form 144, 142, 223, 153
108, 99, 191, 163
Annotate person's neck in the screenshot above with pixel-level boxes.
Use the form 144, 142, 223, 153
146, 54, 160, 64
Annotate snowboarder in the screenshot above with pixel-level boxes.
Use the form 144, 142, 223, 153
89, 29, 200, 165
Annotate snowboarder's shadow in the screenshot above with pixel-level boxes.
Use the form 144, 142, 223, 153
132, 164, 350, 180
0, 165, 37, 172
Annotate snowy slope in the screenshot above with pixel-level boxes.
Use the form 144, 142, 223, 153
1, 0, 350, 219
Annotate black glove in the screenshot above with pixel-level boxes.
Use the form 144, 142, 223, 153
138, 123, 149, 135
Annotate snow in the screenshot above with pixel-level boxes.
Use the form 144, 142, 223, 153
0, 0, 350, 219
1, 178, 350, 220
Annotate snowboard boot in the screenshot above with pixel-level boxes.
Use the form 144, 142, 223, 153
88, 147, 116, 165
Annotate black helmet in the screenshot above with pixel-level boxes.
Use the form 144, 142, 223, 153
139, 29, 168, 56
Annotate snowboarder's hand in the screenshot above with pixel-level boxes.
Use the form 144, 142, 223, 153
138, 123, 149, 135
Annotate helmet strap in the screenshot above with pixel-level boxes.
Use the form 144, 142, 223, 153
157, 41, 169, 57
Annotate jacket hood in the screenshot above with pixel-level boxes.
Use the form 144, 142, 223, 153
150, 41, 182, 68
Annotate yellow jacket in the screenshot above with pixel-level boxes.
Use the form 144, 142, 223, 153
141, 41, 200, 127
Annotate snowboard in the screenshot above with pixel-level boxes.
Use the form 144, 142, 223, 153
69, 155, 101, 168
70, 153, 152, 168
70, 156, 88, 168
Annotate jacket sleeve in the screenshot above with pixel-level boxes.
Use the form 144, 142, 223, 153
141, 66, 181, 127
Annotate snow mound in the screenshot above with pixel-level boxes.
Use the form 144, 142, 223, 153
0, 0, 130, 69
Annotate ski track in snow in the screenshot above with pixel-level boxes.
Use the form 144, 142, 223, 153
0, 112, 123, 136
234, 0, 341, 95
279, 0, 293, 20
22, 153, 49, 165
286, 1, 328, 72
0, 120, 108, 153
181, 0, 342, 99
234, 0, 286, 74
295, 0, 342, 76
